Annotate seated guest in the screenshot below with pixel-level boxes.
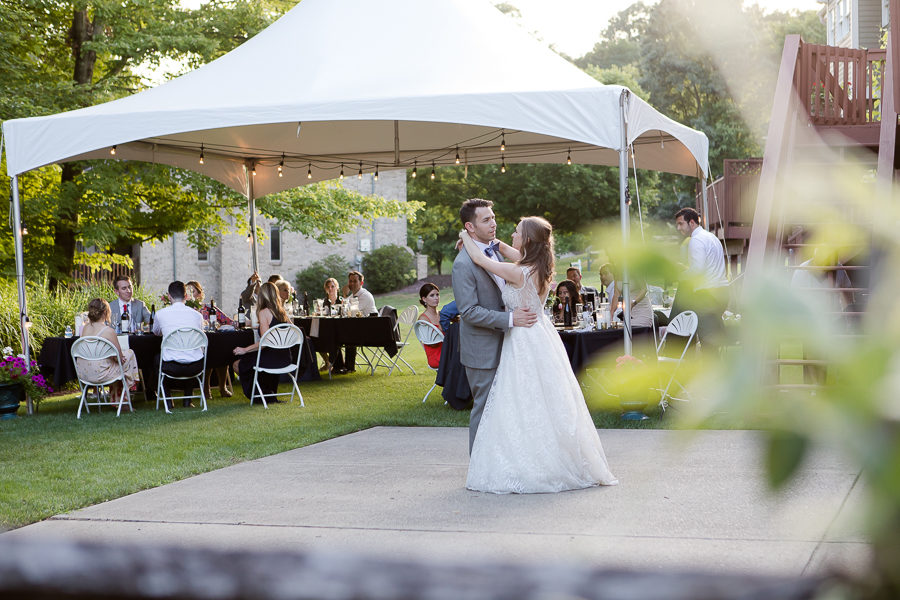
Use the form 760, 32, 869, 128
342, 270, 377, 374
77, 298, 139, 404
240, 272, 261, 310
439, 300, 459, 331
612, 276, 654, 328
109, 275, 151, 332
152, 281, 206, 409
274, 279, 294, 317
566, 267, 598, 304
318, 278, 345, 372
184, 280, 234, 398
232, 282, 292, 403
417, 283, 443, 369
552, 280, 579, 322
599, 263, 616, 304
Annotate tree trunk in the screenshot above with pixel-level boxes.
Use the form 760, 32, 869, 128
49, 9, 99, 290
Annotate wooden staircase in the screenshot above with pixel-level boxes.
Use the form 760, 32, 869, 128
742, 6, 900, 388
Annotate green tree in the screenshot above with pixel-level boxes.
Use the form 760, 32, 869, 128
0, 0, 418, 287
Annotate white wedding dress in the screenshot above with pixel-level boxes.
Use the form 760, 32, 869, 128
467, 265, 619, 494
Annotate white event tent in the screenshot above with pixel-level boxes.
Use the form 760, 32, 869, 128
3, 0, 709, 409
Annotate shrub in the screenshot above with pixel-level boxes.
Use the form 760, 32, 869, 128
294, 254, 351, 298
361, 244, 416, 294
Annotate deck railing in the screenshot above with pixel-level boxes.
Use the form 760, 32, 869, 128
799, 43, 885, 125
697, 158, 761, 240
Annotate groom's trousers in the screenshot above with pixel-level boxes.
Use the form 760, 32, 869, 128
466, 366, 497, 454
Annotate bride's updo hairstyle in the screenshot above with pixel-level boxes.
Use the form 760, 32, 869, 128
517, 216, 555, 296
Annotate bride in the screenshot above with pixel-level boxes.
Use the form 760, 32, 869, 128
459, 216, 618, 494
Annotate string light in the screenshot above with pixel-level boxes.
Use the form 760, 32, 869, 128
374, 163, 379, 181
110, 145, 117, 156
339, 163, 344, 180
358, 162, 363, 179
455, 147, 461, 165
251, 164, 257, 177
500, 132, 506, 153
21, 224, 28, 235
278, 154, 284, 177
500, 158, 507, 174
566, 148, 572, 165
430, 161, 436, 180
412, 160, 417, 178
246, 233, 252, 244
307, 163, 312, 179
199, 144, 204, 165
23, 315, 32, 329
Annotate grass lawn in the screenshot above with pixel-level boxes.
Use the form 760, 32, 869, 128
0, 284, 667, 530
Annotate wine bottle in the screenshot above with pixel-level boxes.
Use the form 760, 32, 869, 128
121, 303, 130, 334
148, 304, 156, 331
563, 302, 572, 327
237, 298, 246, 329
291, 292, 300, 317
303, 291, 310, 316
209, 299, 218, 330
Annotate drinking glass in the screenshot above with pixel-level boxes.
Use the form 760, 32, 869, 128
315, 298, 324, 315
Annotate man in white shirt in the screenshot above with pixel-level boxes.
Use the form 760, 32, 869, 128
673, 207, 729, 354
152, 281, 205, 408
342, 270, 377, 373
109, 275, 151, 332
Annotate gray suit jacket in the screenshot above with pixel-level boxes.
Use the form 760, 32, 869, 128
451, 249, 509, 370
109, 299, 151, 324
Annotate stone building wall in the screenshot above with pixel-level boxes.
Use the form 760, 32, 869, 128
136, 170, 410, 316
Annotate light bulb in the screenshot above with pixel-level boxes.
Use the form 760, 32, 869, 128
278, 154, 284, 177
199, 144, 204, 165
307, 164, 312, 179
566, 149, 572, 165
455, 147, 460, 165
500, 159, 506, 174
500, 133, 505, 153
339, 164, 344, 180
412, 160, 417, 178
21, 226, 28, 235
430, 162, 436, 180
23, 316, 32, 329
251, 165, 257, 176
374, 164, 379, 181
358, 162, 363, 179
110, 145, 117, 156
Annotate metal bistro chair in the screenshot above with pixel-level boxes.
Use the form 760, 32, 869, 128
413, 320, 445, 403
71, 336, 133, 419
656, 310, 698, 410
156, 327, 209, 414
249, 323, 305, 408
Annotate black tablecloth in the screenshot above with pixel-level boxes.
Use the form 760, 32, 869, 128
556, 326, 654, 374
434, 322, 471, 410
39, 330, 256, 388
294, 316, 398, 357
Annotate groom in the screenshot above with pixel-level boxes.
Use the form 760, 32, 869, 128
452, 198, 536, 453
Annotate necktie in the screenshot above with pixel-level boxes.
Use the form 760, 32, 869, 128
484, 242, 500, 258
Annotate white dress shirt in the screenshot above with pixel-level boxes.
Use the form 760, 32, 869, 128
351, 286, 377, 316
687, 227, 728, 291
152, 301, 205, 362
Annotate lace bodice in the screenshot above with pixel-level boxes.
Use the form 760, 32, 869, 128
501, 266, 548, 314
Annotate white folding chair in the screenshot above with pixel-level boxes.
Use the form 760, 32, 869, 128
249, 323, 305, 408
156, 327, 209, 414
656, 310, 698, 410
413, 320, 445, 403
71, 336, 133, 419
370, 305, 418, 376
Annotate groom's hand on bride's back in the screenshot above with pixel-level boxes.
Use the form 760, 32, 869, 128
513, 308, 537, 327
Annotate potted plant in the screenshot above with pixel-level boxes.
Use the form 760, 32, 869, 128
1, 347, 53, 419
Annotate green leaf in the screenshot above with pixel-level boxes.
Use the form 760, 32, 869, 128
764, 430, 808, 490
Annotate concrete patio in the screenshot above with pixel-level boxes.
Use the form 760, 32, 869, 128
3, 427, 870, 576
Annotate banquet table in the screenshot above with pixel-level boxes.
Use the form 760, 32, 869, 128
293, 316, 398, 358
555, 326, 654, 374
38, 329, 256, 389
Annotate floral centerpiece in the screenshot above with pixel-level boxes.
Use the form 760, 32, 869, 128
1, 347, 53, 415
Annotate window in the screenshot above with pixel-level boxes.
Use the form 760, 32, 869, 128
197, 247, 208, 262
270, 225, 281, 262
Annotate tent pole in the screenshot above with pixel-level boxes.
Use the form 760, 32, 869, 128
618, 89, 632, 356
701, 175, 710, 230
10, 175, 33, 415
246, 161, 259, 274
